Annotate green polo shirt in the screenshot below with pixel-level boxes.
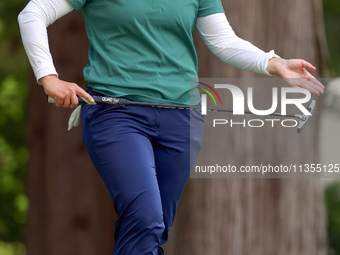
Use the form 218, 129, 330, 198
68, 0, 224, 105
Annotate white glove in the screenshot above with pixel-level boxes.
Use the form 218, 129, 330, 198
68, 105, 82, 131
67, 97, 96, 131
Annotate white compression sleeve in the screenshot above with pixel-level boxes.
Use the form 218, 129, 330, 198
196, 13, 280, 75
18, 0, 74, 84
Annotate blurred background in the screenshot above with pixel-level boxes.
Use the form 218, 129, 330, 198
0, 0, 340, 254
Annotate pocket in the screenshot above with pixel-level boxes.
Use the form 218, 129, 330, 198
82, 104, 104, 122
190, 103, 205, 123
83, 88, 108, 121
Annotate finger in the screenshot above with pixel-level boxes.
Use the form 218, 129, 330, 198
301, 60, 316, 71
55, 98, 64, 107
291, 83, 307, 96
310, 80, 324, 94
62, 96, 71, 108
299, 81, 320, 96
76, 87, 94, 103
284, 78, 302, 88
283, 77, 320, 96
304, 76, 324, 94
70, 93, 79, 109
310, 78, 325, 92
307, 83, 321, 95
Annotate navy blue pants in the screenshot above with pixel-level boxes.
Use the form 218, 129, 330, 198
81, 90, 204, 255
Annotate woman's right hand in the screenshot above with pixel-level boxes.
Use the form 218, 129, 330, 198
40, 75, 94, 108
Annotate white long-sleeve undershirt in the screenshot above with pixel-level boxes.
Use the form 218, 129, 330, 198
195, 14, 279, 75
18, 0, 279, 84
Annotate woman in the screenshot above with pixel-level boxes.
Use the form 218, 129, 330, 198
18, 0, 324, 254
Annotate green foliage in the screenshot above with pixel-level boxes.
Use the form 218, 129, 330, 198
323, 0, 340, 249
326, 181, 340, 255
0, 241, 25, 255
0, 0, 29, 246
323, 0, 340, 75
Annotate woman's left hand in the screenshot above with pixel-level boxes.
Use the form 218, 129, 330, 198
266, 58, 325, 96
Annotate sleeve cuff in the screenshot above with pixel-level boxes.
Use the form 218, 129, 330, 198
67, 0, 85, 11
263, 50, 281, 76
35, 65, 59, 85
